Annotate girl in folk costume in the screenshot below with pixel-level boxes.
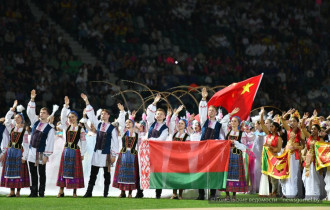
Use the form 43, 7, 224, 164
168, 105, 190, 199
113, 103, 139, 198
301, 113, 326, 199
258, 107, 283, 197
129, 110, 147, 198
280, 109, 305, 198
241, 120, 256, 193
0, 100, 30, 197
188, 119, 202, 141
56, 96, 86, 197
222, 114, 249, 201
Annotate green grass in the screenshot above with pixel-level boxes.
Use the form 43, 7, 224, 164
0, 194, 329, 210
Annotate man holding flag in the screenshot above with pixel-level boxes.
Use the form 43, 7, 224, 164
196, 87, 239, 200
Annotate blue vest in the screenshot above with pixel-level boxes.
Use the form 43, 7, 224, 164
147, 122, 168, 138
200, 119, 222, 140
95, 122, 115, 154
0, 124, 6, 152
30, 120, 53, 152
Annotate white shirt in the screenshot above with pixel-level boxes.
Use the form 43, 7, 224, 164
146, 104, 169, 141
85, 104, 119, 167
199, 100, 230, 140
4, 110, 29, 160
27, 101, 55, 163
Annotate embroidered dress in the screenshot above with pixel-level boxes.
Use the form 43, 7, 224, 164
57, 125, 85, 189
224, 131, 248, 192
0, 127, 30, 188
113, 132, 139, 190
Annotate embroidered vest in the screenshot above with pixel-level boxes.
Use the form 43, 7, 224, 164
201, 119, 222, 140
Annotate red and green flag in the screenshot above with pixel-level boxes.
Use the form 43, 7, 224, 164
315, 141, 330, 171
139, 140, 231, 189
261, 147, 291, 179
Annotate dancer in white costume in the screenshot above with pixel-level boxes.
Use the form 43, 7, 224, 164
258, 107, 282, 197
280, 109, 305, 198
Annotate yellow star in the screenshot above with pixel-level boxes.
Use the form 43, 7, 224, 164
241, 83, 254, 95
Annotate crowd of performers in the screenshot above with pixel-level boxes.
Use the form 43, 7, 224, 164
0, 88, 329, 201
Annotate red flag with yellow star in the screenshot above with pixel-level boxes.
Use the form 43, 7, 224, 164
208, 74, 263, 120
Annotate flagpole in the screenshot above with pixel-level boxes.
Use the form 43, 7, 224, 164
252, 73, 264, 101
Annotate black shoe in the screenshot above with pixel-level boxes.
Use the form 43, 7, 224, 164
83, 192, 92, 198
39, 193, 45, 197
135, 192, 144, 198
103, 185, 110, 198
156, 195, 161, 199
195, 196, 205, 200
28, 194, 38, 198
83, 184, 94, 198
209, 195, 216, 201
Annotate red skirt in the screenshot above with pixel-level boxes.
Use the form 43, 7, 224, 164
0, 150, 30, 188
56, 148, 84, 189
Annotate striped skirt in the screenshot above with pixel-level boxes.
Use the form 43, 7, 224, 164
113, 150, 139, 191
0, 148, 30, 188
56, 148, 84, 189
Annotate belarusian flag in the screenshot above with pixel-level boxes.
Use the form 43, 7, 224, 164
261, 147, 290, 179
139, 140, 231, 189
315, 141, 330, 171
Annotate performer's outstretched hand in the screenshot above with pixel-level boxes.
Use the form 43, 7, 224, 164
153, 93, 161, 105
117, 103, 124, 111
64, 96, 70, 107
81, 93, 89, 105
201, 87, 208, 100
11, 100, 18, 111
175, 105, 184, 115
230, 107, 240, 116
31, 89, 37, 101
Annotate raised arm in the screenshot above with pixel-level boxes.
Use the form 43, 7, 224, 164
220, 107, 240, 137
260, 107, 270, 135
170, 105, 184, 135
199, 87, 208, 127
27, 89, 39, 125
301, 112, 311, 139
146, 93, 161, 125
4, 100, 17, 131
81, 93, 99, 128
60, 96, 71, 129
117, 103, 126, 136
281, 108, 295, 131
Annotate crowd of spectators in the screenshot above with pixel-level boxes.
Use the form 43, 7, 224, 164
1, 0, 329, 118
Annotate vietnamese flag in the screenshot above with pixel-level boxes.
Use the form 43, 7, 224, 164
139, 140, 231, 189
208, 74, 263, 120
